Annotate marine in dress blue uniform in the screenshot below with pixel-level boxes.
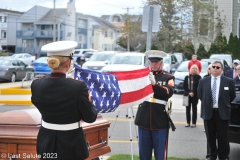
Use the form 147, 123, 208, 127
31, 41, 97, 160
135, 50, 175, 160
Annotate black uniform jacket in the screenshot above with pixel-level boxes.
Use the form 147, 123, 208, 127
31, 72, 97, 160
135, 71, 175, 130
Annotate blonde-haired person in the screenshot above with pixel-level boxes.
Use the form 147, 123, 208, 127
204, 64, 212, 77
234, 65, 240, 84
31, 41, 97, 160
183, 64, 202, 128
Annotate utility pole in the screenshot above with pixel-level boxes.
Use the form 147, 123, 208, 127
122, 7, 133, 52
53, 0, 56, 42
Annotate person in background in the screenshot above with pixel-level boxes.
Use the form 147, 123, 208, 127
135, 50, 175, 160
204, 64, 212, 78
198, 61, 236, 160
31, 41, 97, 160
225, 59, 239, 79
188, 54, 202, 73
183, 64, 201, 128
234, 65, 240, 85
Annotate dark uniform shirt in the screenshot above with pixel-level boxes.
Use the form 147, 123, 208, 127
31, 72, 97, 160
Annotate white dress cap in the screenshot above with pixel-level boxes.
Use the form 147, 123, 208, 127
41, 41, 78, 57
145, 50, 167, 62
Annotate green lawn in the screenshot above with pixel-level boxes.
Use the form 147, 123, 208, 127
107, 154, 200, 160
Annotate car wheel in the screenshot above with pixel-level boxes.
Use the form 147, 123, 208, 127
10, 73, 16, 82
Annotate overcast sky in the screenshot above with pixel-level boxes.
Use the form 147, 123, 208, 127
0, 0, 146, 16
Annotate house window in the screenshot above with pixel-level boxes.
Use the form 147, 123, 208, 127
0, 16, 2, 22
105, 31, 108, 37
4, 17, 7, 22
104, 44, 107, 51
110, 32, 113, 38
199, 18, 208, 36
2, 32, 6, 38
41, 25, 45, 30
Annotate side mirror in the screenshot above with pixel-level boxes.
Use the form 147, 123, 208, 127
171, 68, 176, 73
171, 61, 176, 64
105, 60, 109, 64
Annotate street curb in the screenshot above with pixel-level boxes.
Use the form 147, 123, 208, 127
0, 100, 32, 105
0, 86, 31, 95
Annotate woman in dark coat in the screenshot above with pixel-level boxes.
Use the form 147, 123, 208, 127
183, 64, 202, 128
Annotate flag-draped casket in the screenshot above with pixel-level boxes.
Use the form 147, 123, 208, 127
0, 108, 110, 160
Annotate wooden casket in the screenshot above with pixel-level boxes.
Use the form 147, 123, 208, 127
0, 108, 111, 160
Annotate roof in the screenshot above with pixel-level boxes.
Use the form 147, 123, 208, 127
89, 16, 118, 30
36, 8, 67, 24
0, 8, 23, 14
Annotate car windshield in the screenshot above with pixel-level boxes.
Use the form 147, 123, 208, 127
110, 55, 142, 65
177, 61, 208, 73
174, 54, 183, 62
11, 54, 23, 58
210, 55, 232, 66
177, 61, 189, 72
163, 56, 170, 64
89, 54, 114, 61
35, 57, 47, 63
0, 60, 11, 66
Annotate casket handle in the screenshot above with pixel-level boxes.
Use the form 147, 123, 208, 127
99, 137, 107, 146
86, 141, 91, 150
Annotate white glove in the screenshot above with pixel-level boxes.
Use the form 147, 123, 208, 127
66, 61, 75, 79
149, 72, 156, 85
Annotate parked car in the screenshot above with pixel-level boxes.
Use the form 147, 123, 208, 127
162, 54, 180, 74
9, 53, 35, 65
78, 51, 96, 66
173, 53, 187, 63
0, 59, 35, 82
201, 58, 231, 75
173, 60, 209, 93
31, 57, 51, 73
101, 52, 148, 72
209, 54, 233, 68
73, 49, 97, 64
229, 84, 240, 144
82, 51, 117, 72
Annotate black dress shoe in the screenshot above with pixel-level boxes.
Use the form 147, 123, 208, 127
219, 158, 229, 160
206, 158, 216, 160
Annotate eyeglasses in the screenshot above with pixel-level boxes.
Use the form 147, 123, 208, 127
212, 66, 221, 69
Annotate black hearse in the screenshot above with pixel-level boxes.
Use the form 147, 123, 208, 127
229, 84, 240, 144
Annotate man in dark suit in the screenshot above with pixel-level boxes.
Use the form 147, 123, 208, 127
225, 59, 239, 79
198, 61, 236, 160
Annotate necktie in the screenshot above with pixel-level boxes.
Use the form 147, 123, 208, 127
212, 78, 217, 105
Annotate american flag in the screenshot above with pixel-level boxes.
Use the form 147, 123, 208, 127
74, 64, 153, 113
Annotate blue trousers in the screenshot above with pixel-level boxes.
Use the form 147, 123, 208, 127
138, 127, 167, 160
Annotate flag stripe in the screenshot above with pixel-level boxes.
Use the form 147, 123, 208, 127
118, 75, 150, 93
109, 67, 150, 80
120, 84, 153, 104
118, 93, 153, 109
